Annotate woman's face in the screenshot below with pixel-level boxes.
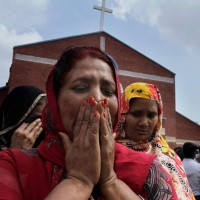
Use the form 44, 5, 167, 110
124, 98, 159, 142
25, 100, 46, 122
57, 56, 118, 139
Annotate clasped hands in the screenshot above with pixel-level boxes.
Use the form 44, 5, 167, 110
59, 96, 117, 194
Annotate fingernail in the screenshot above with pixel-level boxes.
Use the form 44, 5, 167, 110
82, 101, 87, 107
104, 99, 108, 107
92, 99, 96, 106
103, 112, 106, 118
89, 96, 93, 104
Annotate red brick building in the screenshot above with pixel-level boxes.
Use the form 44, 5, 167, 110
0, 31, 199, 148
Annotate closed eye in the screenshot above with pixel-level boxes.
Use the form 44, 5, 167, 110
101, 79, 116, 97
73, 85, 89, 93
101, 87, 115, 97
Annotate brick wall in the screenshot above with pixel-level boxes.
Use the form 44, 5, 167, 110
176, 112, 200, 145
1, 31, 199, 147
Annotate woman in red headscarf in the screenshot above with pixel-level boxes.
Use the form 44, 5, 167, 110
0, 46, 178, 200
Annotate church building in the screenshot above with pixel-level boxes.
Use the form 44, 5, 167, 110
0, 31, 199, 148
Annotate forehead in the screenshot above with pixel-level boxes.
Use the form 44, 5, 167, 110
130, 98, 158, 111
64, 57, 115, 82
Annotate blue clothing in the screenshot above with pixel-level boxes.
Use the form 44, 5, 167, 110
183, 158, 200, 196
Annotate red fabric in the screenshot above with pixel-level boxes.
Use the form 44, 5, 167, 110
42, 68, 65, 133
0, 149, 52, 200
114, 142, 155, 194
0, 143, 155, 200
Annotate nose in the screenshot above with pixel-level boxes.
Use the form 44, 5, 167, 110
91, 88, 103, 102
138, 117, 149, 127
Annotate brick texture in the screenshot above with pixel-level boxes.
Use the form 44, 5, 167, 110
0, 31, 199, 147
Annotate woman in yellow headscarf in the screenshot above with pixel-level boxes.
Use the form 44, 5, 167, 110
116, 82, 195, 200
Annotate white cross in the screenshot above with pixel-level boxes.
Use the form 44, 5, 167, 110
93, 0, 113, 31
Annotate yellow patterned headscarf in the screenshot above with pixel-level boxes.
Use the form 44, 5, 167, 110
124, 82, 159, 101
120, 82, 163, 138
116, 82, 195, 200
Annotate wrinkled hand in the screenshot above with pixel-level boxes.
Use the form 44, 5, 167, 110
98, 100, 117, 188
59, 97, 101, 187
10, 118, 43, 149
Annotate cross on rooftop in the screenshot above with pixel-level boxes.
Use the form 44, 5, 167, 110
93, 0, 113, 31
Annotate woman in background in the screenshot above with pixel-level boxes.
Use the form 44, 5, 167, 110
0, 85, 46, 150
116, 82, 194, 200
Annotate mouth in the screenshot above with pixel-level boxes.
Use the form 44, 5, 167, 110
135, 130, 149, 135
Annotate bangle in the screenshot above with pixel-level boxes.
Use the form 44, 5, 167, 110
138, 195, 145, 200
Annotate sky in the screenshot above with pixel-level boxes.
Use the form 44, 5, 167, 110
0, 0, 200, 124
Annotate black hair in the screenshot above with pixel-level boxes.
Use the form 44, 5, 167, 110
183, 142, 197, 159
174, 146, 184, 160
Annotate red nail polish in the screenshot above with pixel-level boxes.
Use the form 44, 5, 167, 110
89, 96, 93, 104
92, 100, 96, 106
82, 101, 86, 107
104, 99, 108, 107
